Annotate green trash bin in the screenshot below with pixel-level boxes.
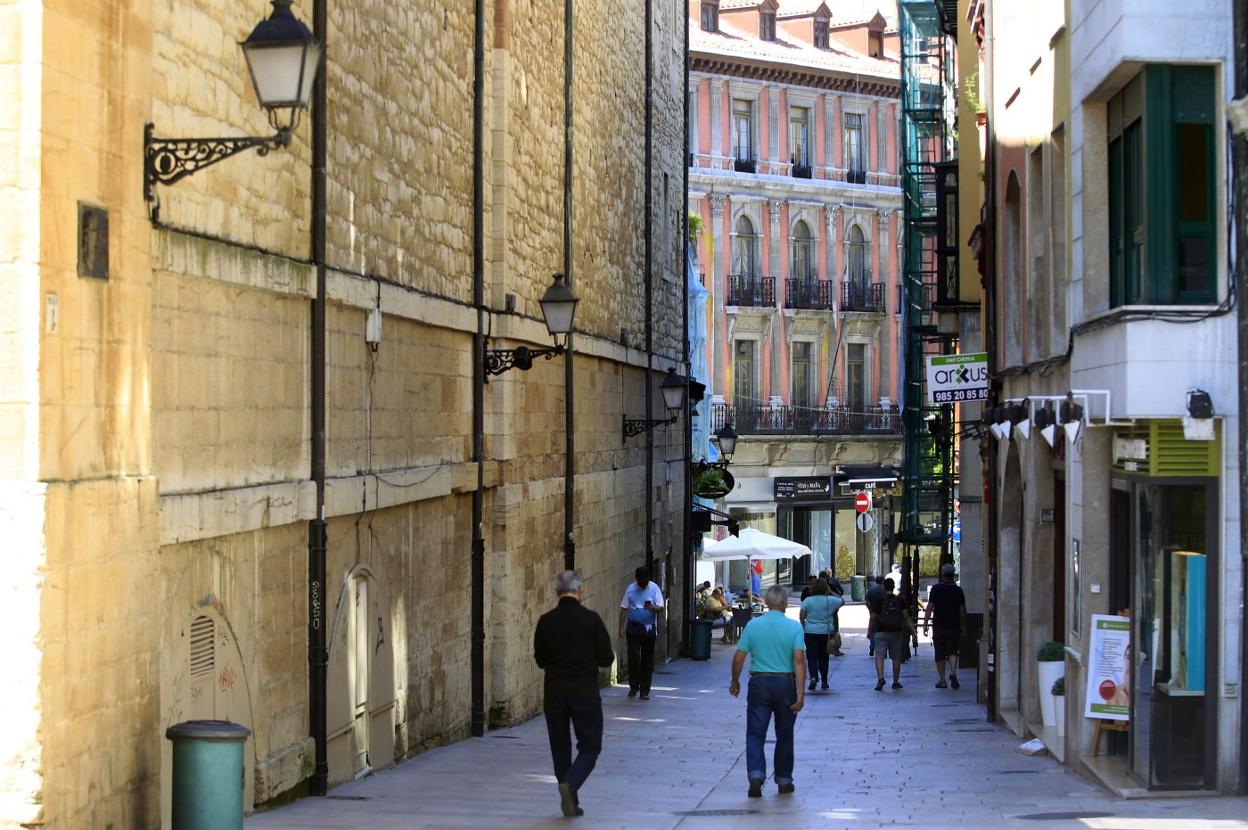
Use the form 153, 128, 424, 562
690, 619, 713, 660
167, 720, 251, 830
851, 574, 866, 602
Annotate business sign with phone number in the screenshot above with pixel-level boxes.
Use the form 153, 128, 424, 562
925, 352, 988, 404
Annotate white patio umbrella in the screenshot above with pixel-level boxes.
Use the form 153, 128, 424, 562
699, 528, 812, 562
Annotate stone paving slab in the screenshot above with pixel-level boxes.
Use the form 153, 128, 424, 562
248, 606, 1248, 830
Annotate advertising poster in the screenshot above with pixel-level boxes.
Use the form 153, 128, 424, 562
924, 352, 988, 404
1084, 614, 1131, 720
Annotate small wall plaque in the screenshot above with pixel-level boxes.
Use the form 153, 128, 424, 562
1040, 508, 1054, 523
77, 203, 108, 279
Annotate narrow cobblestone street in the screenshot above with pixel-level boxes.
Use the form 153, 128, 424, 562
248, 607, 1248, 830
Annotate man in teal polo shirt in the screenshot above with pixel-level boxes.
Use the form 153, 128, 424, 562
728, 584, 806, 798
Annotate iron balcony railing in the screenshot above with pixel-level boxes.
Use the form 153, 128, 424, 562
785, 278, 834, 310
712, 401, 901, 437
734, 156, 757, 174
728, 274, 775, 307
842, 281, 886, 312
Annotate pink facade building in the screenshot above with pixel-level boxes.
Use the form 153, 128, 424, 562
690, 0, 904, 583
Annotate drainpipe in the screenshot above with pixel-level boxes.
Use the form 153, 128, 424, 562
644, 0, 654, 577
470, 0, 487, 738
982, 0, 998, 725
1231, 0, 1248, 794
681, 0, 692, 653
308, 0, 329, 797
563, 0, 576, 572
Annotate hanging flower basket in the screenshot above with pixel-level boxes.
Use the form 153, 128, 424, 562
692, 467, 735, 499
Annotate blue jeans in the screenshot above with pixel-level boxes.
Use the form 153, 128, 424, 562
745, 675, 797, 786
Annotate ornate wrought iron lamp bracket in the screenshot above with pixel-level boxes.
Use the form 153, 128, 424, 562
483, 342, 565, 380
144, 122, 293, 205
622, 414, 676, 442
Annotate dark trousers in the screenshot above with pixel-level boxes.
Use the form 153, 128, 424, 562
543, 689, 603, 793
804, 633, 829, 684
745, 675, 797, 785
626, 633, 656, 694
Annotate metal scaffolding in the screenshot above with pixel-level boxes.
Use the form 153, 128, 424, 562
898, 0, 956, 564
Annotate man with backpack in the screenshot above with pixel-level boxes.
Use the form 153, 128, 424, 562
868, 577, 917, 691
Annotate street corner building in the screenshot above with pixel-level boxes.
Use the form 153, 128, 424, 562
951, 0, 1248, 797
687, 0, 905, 588
0, 0, 688, 826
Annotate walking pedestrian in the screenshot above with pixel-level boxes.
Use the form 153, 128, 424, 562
923, 563, 967, 689
799, 578, 842, 690
827, 578, 846, 656
864, 575, 886, 657
868, 577, 917, 691
618, 566, 664, 700
728, 584, 806, 798
534, 570, 615, 818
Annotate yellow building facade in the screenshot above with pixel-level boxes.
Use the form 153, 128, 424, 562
0, 0, 687, 826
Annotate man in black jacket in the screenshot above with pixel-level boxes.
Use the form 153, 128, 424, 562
534, 570, 615, 818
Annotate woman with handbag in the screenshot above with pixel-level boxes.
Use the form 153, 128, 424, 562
799, 579, 839, 690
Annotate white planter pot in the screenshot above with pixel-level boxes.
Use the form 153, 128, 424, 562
1037, 661, 1064, 727
1054, 696, 1066, 737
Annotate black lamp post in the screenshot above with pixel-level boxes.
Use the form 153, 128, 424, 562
144, 0, 321, 206
623, 367, 688, 441
484, 273, 578, 377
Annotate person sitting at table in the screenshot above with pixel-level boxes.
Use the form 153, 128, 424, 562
704, 587, 735, 643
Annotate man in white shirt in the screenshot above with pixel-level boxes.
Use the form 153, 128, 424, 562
618, 567, 665, 700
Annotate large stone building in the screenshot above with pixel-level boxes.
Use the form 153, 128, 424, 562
687, 0, 903, 586
967, 0, 1245, 794
0, 0, 687, 825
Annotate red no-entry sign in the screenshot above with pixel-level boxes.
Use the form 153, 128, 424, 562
855, 492, 872, 513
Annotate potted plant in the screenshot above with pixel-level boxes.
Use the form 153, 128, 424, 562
692, 467, 734, 499
1051, 676, 1066, 738
1037, 641, 1065, 728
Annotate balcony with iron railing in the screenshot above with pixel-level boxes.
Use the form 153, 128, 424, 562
785, 278, 834, 310
728, 274, 775, 308
734, 156, 757, 174
711, 400, 901, 437
841, 281, 886, 313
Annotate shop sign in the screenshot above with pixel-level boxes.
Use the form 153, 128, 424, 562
1084, 615, 1131, 720
925, 352, 988, 404
774, 476, 831, 502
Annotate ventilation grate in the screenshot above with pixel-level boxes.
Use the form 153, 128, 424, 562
190, 615, 215, 679
1151, 419, 1218, 477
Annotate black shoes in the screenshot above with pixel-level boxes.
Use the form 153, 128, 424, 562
640, 693, 650, 700
627, 689, 637, 698
821, 681, 829, 690
875, 678, 886, 691
935, 680, 948, 689
808, 680, 817, 691
950, 674, 960, 689
558, 782, 580, 818
747, 779, 763, 798
778, 783, 795, 794
892, 681, 903, 690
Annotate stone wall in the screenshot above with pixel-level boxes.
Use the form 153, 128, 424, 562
4, 0, 688, 826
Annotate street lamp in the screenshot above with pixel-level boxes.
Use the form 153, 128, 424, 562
485, 273, 579, 377
623, 367, 687, 441
144, 0, 321, 205
712, 423, 737, 463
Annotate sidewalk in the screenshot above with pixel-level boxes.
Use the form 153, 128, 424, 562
248, 606, 1248, 830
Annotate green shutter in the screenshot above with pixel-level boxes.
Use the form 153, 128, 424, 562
1149, 419, 1220, 478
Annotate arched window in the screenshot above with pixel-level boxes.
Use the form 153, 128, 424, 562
791, 220, 814, 280
733, 215, 758, 276
847, 224, 869, 286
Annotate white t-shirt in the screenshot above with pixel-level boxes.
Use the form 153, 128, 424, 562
620, 581, 665, 629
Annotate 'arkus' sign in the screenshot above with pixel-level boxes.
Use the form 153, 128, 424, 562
925, 352, 988, 404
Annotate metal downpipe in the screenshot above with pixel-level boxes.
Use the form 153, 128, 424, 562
643, 0, 654, 577
563, 0, 576, 572
470, 0, 487, 739
308, 0, 329, 797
